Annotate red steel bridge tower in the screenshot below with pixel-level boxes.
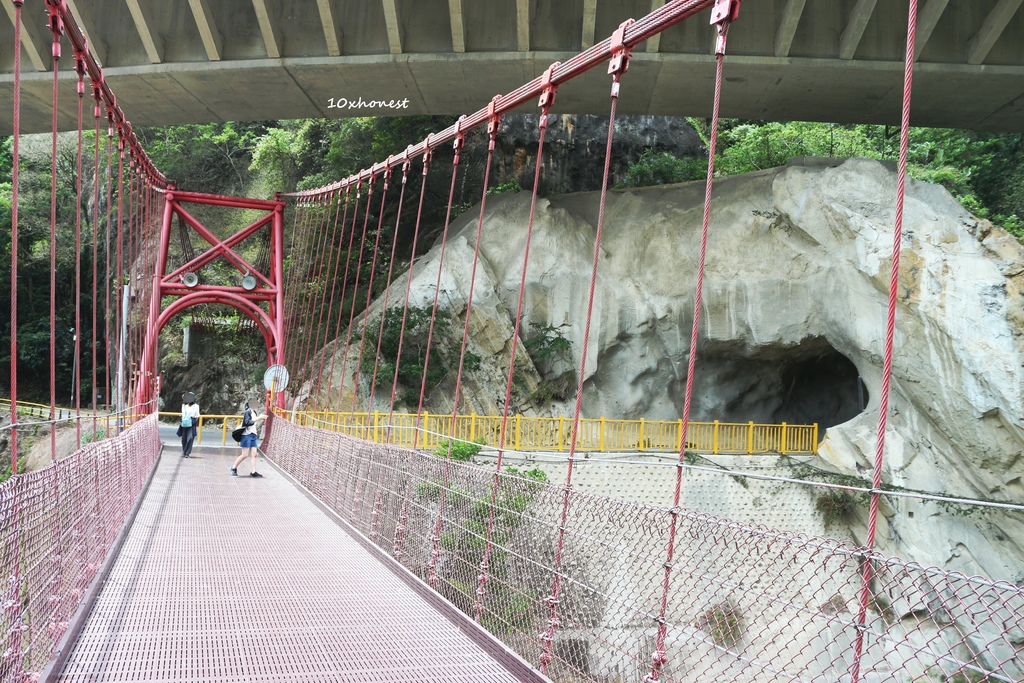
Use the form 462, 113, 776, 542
135, 189, 287, 406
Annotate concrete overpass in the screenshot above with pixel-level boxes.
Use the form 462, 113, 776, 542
2, 0, 1024, 134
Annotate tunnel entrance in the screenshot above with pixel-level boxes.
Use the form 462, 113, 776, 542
682, 336, 866, 431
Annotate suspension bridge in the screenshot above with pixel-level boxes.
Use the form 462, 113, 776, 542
2, 1, 1024, 682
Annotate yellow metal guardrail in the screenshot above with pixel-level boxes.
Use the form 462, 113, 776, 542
289, 410, 819, 455
0, 398, 74, 420
158, 412, 247, 447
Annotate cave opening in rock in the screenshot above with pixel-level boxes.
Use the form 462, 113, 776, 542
686, 336, 866, 431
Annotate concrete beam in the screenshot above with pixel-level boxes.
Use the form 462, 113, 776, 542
251, 0, 282, 59
316, 0, 342, 57
582, 0, 597, 49
914, 0, 949, 60
774, 0, 806, 58
66, 0, 108, 66
448, 0, 464, 53
382, 0, 402, 54
967, 0, 1024, 65
1, 0, 48, 71
646, 0, 666, 53
516, 0, 529, 51
188, 0, 223, 61
125, 0, 164, 63
838, 0, 877, 60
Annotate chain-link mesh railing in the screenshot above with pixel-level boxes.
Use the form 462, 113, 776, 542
266, 418, 1024, 683
0, 415, 160, 682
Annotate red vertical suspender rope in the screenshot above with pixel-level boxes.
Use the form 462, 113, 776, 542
367, 159, 412, 413
386, 145, 433, 442
103, 131, 112, 412
74, 56, 85, 448
114, 141, 124, 418
648, 8, 735, 679
283, 199, 313, 365
413, 122, 466, 449
10, 0, 24, 472
850, 2, 918, 682
314, 188, 351, 401
324, 182, 363, 401
280, 197, 307, 359
337, 176, 376, 412
311, 189, 348, 401
292, 197, 324, 378
49, 6, 63, 463
350, 167, 394, 414
296, 194, 331, 393
426, 102, 502, 590
474, 73, 558, 624
92, 86, 102, 438
8, 1, 25, 669
539, 24, 632, 673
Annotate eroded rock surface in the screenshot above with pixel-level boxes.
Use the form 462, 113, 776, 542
315, 157, 1024, 582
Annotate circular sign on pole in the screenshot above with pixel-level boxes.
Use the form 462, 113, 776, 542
263, 364, 290, 391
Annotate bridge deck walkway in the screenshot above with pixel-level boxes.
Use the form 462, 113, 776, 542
55, 435, 539, 682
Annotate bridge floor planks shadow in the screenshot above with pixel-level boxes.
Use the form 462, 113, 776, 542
57, 442, 531, 682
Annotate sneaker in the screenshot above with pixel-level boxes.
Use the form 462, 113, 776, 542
249, 471, 263, 478
230, 468, 237, 476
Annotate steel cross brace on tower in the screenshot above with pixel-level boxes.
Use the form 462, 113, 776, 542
136, 189, 286, 406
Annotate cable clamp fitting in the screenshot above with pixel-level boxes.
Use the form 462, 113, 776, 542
486, 95, 502, 139
539, 62, 560, 110
710, 0, 742, 55
47, 1, 65, 59
608, 19, 634, 77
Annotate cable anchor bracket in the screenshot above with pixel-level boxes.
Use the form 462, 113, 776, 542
711, 0, 742, 55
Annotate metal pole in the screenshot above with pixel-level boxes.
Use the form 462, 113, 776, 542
117, 284, 128, 417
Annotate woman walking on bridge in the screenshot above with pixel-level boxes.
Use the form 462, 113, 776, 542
231, 399, 268, 477
180, 392, 200, 458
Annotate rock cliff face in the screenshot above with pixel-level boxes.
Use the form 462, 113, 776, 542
315, 157, 1024, 582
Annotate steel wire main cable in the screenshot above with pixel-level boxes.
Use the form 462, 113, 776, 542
324, 182, 363, 399
413, 125, 467, 448
296, 192, 337, 389
474, 83, 558, 623
10, 0, 23, 471
49, 12, 62, 464
104, 132, 112, 411
284, 198, 314, 362
284, 198, 316, 368
287, 1, 715, 197
385, 145, 433, 440
539, 37, 630, 673
311, 189, 349, 399
74, 57, 85, 448
425, 113, 501, 589
114, 137, 124, 413
367, 159, 412, 412
300, 192, 339, 382
92, 86, 102, 439
7, 1, 24, 669
350, 168, 395, 414
852, 4, 919, 681
648, 12, 733, 679
337, 177, 377, 408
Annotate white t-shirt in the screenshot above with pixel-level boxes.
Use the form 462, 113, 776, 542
182, 403, 200, 425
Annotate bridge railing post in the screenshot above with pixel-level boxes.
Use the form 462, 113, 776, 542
781, 421, 787, 453
747, 421, 754, 454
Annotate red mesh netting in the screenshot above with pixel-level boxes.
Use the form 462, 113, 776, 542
266, 418, 1024, 683
0, 415, 160, 681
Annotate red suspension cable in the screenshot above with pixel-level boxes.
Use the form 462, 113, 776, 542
337, 177, 377, 409
10, 0, 24, 473
413, 123, 467, 448
850, 2, 918, 682
350, 167, 396, 413
540, 25, 632, 672
368, 159, 412, 411
474, 72, 559, 624
311, 190, 348, 400
385, 144, 433, 439
324, 184, 364, 401
49, 7, 63, 463
74, 55, 85, 448
92, 86, 102, 438
314, 189, 351, 401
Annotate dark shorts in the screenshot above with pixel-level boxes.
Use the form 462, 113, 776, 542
240, 433, 258, 448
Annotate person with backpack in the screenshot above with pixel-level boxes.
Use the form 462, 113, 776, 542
180, 392, 200, 458
231, 399, 268, 477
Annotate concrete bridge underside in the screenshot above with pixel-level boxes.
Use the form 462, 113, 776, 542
2, 0, 1023, 134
